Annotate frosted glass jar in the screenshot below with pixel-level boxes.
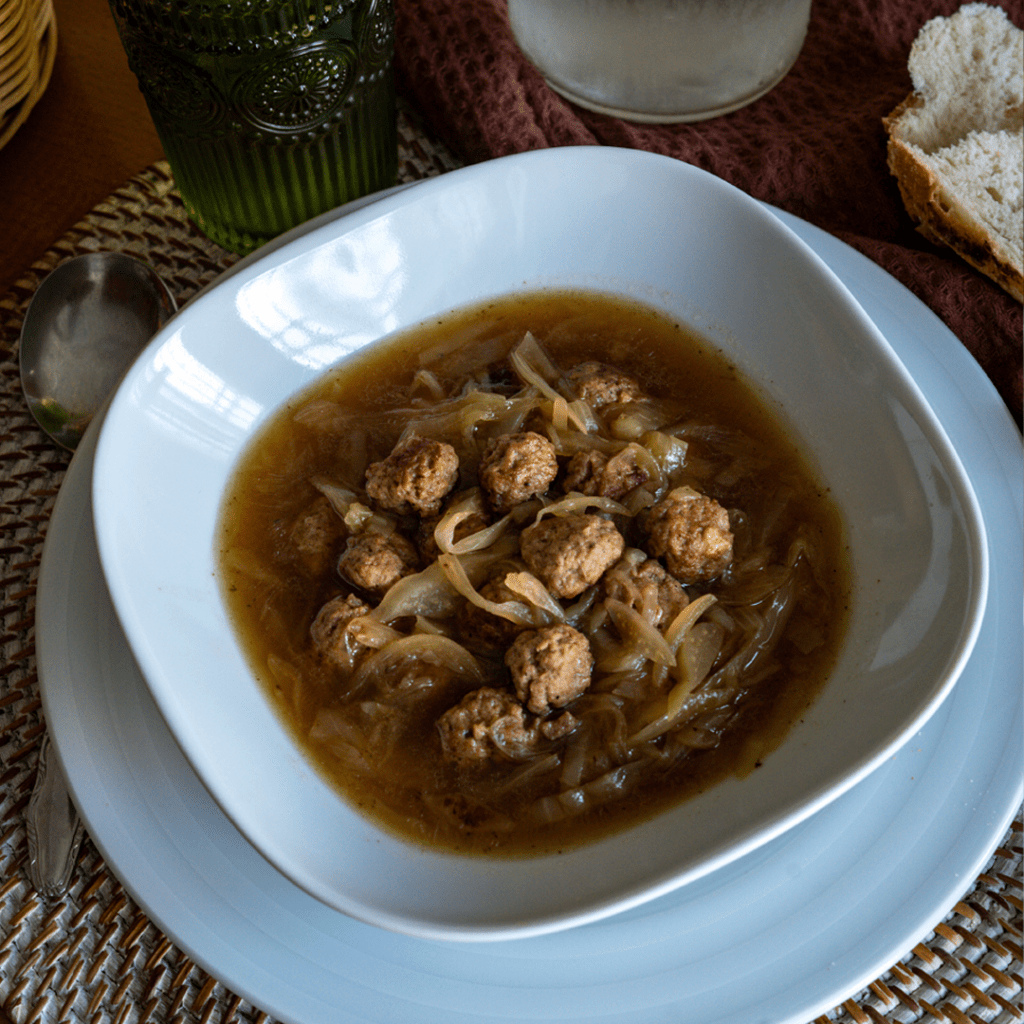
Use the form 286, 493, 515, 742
507, 0, 812, 122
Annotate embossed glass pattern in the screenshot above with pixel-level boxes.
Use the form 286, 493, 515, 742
109, 0, 397, 254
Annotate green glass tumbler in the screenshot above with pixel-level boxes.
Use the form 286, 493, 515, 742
108, 0, 398, 255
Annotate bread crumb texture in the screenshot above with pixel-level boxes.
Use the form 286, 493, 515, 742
884, 3, 1023, 301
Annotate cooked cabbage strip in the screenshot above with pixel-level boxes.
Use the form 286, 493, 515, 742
349, 634, 484, 694
620, 440, 663, 486
559, 730, 590, 788
291, 398, 352, 434
437, 553, 535, 625
486, 391, 543, 438
603, 599, 675, 667
567, 398, 600, 433
640, 430, 687, 482
663, 593, 718, 652
221, 546, 280, 587
348, 617, 402, 649
533, 760, 647, 823
434, 500, 512, 555
410, 368, 446, 400
395, 390, 512, 448
494, 754, 561, 795
625, 594, 722, 745
628, 686, 733, 747
510, 329, 561, 380
370, 560, 460, 623
707, 579, 796, 688
502, 571, 566, 622
308, 710, 374, 774
550, 395, 569, 432
532, 492, 630, 523
609, 404, 667, 440
623, 487, 657, 515
562, 585, 599, 629
676, 622, 726, 696
674, 706, 735, 750
371, 541, 519, 623
630, 577, 799, 750
510, 333, 589, 431
544, 423, 621, 457
413, 616, 446, 635
312, 478, 392, 534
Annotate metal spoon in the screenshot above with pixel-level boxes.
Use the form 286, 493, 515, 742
19, 252, 176, 898
20, 251, 177, 451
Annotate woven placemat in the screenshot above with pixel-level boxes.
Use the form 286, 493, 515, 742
0, 103, 1020, 1024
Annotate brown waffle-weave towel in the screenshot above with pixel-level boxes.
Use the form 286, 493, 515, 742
394, 0, 1023, 424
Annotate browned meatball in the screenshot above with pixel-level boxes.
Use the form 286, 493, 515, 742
603, 553, 688, 628
478, 431, 558, 513
437, 686, 576, 764
365, 435, 459, 516
645, 487, 733, 583
520, 513, 625, 599
459, 576, 528, 649
505, 624, 594, 715
565, 361, 643, 408
563, 447, 649, 500
310, 593, 372, 667
289, 496, 345, 577
337, 531, 420, 594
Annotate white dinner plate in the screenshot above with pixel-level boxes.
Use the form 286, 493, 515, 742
36, 205, 1022, 1024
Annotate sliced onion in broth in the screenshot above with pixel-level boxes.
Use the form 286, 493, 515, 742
349, 634, 484, 694
438, 552, 535, 625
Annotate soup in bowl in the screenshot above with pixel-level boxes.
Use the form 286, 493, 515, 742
218, 288, 850, 857
92, 147, 986, 940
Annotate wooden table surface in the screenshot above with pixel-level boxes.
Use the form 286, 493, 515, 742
0, 0, 164, 296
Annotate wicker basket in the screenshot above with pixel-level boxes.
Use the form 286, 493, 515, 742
0, 0, 56, 151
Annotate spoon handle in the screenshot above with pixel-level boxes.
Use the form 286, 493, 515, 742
26, 733, 85, 900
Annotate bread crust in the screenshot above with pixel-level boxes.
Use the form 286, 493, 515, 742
882, 1, 1024, 305
885, 95, 1023, 302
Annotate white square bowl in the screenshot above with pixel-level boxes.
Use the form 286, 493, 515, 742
92, 147, 987, 941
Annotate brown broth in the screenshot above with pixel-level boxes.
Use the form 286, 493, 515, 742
218, 289, 850, 856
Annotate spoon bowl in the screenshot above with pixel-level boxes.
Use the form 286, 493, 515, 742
18, 250, 175, 900
19, 252, 176, 450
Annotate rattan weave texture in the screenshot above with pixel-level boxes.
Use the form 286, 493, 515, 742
0, 107, 1020, 1024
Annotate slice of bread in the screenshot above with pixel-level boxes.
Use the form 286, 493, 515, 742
883, 3, 1023, 301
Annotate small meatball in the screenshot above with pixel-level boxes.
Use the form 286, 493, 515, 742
365, 435, 459, 516
459, 576, 528, 649
645, 487, 733, 583
505, 624, 594, 715
563, 447, 649, 500
437, 687, 577, 764
288, 496, 345, 577
520, 513, 625, 599
565, 361, 643, 408
310, 593, 372, 667
603, 551, 688, 629
337, 531, 420, 594
478, 432, 558, 513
